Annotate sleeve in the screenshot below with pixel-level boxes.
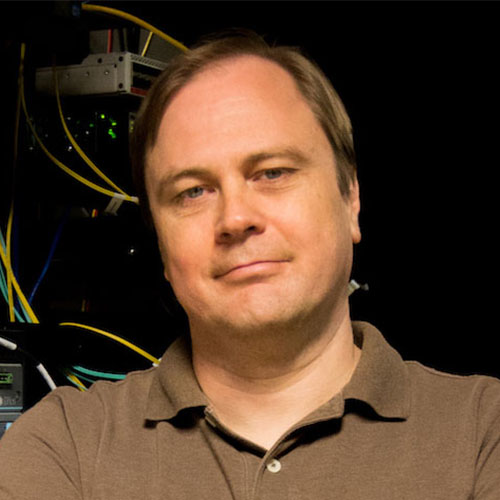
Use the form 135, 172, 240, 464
0, 388, 85, 500
473, 378, 500, 499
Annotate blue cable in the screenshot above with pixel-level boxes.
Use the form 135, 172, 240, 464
0, 228, 6, 252
29, 207, 71, 304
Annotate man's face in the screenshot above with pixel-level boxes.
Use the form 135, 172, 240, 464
146, 56, 361, 335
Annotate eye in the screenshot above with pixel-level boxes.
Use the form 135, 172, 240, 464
254, 168, 292, 182
183, 186, 205, 199
172, 185, 209, 207
263, 169, 284, 180
252, 167, 296, 186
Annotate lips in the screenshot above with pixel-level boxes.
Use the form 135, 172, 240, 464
214, 259, 290, 279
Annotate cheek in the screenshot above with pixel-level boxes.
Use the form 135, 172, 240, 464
289, 185, 346, 239
157, 221, 212, 283
298, 195, 354, 267
167, 253, 197, 283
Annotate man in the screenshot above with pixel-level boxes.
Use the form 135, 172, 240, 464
1, 32, 499, 499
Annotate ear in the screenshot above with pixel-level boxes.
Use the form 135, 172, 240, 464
163, 267, 171, 283
347, 178, 362, 244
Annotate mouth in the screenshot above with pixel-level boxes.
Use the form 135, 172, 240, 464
215, 260, 290, 280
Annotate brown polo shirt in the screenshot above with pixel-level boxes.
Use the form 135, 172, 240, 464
0, 321, 499, 499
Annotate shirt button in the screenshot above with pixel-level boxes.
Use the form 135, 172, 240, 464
266, 458, 282, 473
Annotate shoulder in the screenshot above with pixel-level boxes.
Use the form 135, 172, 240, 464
405, 360, 500, 423
405, 359, 500, 391
0, 365, 160, 498
351, 321, 500, 424
5, 366, 158, 440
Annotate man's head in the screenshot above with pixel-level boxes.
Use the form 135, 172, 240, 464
132, 31, 361, 337
131, 31, 357, 226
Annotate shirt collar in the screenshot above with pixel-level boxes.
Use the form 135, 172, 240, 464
343, 321, 411, 420
145, 335, 208, 421
145, 321, 411, 422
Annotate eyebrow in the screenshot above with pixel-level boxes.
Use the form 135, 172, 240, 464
153, 146, 310, 198
241, 147, 309, 169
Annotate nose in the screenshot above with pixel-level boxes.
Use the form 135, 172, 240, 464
214, 187, 265, 244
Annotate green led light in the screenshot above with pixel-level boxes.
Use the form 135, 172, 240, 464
100, 113, 106, 119
110, 120, 117, 127
107, 128, 117, 139
89, 123, 95, 128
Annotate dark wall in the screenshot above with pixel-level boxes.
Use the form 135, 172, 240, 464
1, 1, 498, 382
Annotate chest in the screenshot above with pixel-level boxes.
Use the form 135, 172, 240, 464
87, 415, 475, 500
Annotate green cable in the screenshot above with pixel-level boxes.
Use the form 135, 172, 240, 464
72, 365, 126, 381
67, 371, 95, 385
0, 260, 26, 323
0, 229, 29, 323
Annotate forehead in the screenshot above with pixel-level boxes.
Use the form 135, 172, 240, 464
167, 55, 304, 115
147, 56, 329, 173
163, 56, 308, 135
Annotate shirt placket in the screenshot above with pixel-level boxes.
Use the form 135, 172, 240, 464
204, 397, 345, 500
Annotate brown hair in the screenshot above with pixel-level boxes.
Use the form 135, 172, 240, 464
130, 30, 357, 226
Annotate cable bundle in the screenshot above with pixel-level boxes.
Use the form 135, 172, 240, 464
2, 3, 179, 393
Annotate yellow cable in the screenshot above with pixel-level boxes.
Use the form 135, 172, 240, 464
53, 66, 130, 196
5, 207, 15, 322
66, 373, 87, 391
59, 322, 160, 365
21, 80, 138, 204
141, 31, 154, 57
82, 3, 189, 53
0, 243, 39, 324
6, 43, 26, 322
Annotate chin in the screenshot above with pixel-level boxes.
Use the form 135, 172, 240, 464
183, 272, 348, 336
210, 293, 328, 336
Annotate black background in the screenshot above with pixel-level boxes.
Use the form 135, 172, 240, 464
1, 1, 499, 387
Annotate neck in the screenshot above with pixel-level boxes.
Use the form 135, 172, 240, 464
190, 306, 360, 450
